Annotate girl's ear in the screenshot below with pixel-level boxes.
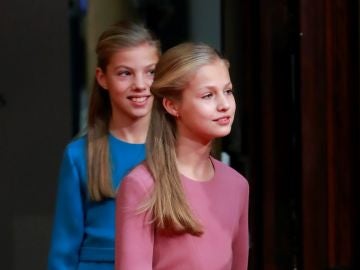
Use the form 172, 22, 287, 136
162, 97, 179, 117
95, 67, 108, 90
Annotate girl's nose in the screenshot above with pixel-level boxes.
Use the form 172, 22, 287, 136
217, 94, 230, 111
133, 74, 147, 91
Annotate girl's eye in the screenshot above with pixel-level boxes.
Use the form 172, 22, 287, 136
117, 70, 131, 76
147, 69, 155, 76
202, 93, 213, 99
225, 89, 233, 95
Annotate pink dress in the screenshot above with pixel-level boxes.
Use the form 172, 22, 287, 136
115, 157, 249, 270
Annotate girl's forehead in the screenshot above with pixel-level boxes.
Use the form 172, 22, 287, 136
113, 43, 158, 57
107, 44, 159, 67
187, 61, 230, 86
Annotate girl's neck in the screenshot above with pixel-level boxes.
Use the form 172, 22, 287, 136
175, 136, 214, 182
109, 113, 150, 144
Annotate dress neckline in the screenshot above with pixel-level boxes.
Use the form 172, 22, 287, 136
180, 156, 217, 184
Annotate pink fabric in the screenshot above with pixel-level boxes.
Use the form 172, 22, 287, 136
115, 157, 249, 270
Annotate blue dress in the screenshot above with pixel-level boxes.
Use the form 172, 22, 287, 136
48, 134, 145, 270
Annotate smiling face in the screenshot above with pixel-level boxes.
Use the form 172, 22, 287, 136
96, 42, 159, 123
167, 59, 236, 143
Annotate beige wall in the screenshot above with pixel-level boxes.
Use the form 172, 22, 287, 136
85, 0, 137, 92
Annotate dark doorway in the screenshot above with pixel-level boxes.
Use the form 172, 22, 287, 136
222, 0, 359, 269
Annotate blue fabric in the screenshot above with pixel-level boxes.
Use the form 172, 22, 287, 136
48, 134, 145, 270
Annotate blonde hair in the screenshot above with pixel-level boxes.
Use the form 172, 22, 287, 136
144, 42, 228, 235
87, 21, 160, 201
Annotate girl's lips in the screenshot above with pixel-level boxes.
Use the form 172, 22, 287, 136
129, 96, 147, 102
127, 95, 151, 104
214, 116, 231, 125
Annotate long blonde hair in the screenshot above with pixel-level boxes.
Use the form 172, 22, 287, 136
145, 42, 228, 235
87, 21, 160, 201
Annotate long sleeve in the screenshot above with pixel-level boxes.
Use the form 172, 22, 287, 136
48, 147, 85, 270
232, 182, 250, 270
115, 172, 154, 270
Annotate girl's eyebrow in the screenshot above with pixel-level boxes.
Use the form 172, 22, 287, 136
224, 82, 233, 88
113, 63, 157, 70
113, 65, 131, 70
199, 81, 233, 90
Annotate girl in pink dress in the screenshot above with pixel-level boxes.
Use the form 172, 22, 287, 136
115, 42, 249, 270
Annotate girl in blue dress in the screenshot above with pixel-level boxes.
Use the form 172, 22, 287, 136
47, 21, 161, 270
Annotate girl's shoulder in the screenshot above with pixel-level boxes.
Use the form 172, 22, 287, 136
63, 135, 87, 159
123, 162, 154, 189
211, 157, 249, 190
67, 135, 86, 148
126, 163, 152, 179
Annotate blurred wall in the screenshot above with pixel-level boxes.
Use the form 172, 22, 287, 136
0, 0, 72, 269
189, 0, 221, 50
